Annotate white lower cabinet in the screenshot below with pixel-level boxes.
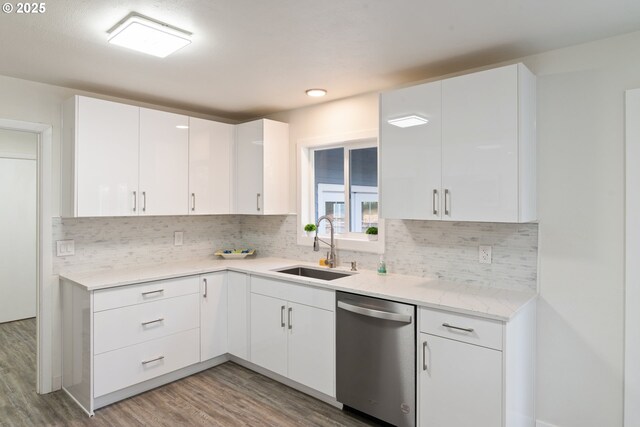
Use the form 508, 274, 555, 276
200, 272, 228, 361
249, 276, 335, 397
227, 271, 250, 359
419, 333, 502, 427
418, 304, 536, 427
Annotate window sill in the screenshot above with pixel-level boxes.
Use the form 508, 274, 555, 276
296, 234, 384, 254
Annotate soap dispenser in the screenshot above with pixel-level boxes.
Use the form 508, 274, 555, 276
377, 255, 387, 275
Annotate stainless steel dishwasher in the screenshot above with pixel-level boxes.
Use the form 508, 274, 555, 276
336, 291, 416, 427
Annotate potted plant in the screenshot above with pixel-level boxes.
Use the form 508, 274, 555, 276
365, 226, 378, 241
304, 223, 317, 237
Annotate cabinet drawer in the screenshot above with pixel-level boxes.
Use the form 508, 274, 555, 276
94, 328, 200, 397
250, 275, 334, 311
419, 308, 503, 350
94, 293, 200, 355
93, 276, 200, 312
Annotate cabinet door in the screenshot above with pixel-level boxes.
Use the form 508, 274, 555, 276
188, 118, 233, 215
419, 333, 502, 427
200, 273, 228, 361
235, 120, 264, 214
227, 272, 249, 359
287, 302, 335, 397
250, 293, 287, 376
262, 120, 290, 214
380, 81, 442, 220
442, 64, 519, 222
76, 96, 139, 217
139, 108, 189, 216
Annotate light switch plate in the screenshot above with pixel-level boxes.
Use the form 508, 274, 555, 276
174, 231, 184, 246
56, 240, 75, 257
479, 245, 492, 264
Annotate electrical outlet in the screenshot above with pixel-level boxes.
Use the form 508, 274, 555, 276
479, 245, 492, 264
174, 231, 184, 246
56, 240, 75, 257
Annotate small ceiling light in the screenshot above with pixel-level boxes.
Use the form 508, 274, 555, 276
387, 115, 429, 128
306, 89, 327, 97
107, 13, 192, 58
176, 125, 189, 129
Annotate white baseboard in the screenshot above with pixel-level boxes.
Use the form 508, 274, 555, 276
52, 375, 62, 391
537, 420, 559, 427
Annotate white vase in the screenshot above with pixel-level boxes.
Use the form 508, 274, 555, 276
367, 234, 378, 241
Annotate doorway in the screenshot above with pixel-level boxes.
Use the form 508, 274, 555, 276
0, 129, 37, 323
0, 119, 53, 395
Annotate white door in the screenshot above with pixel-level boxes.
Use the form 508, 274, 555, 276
188, 118, 233, 215
380, 81, 442, 220
419, 333, 502, 427
0, 157, 36, 323
235, 120, 263, 214
287, 302, 335, 397
76, 96, 139, 217
250, 293, 287, 376
200, 273, 228, 361
139, 108, 189, 216
227, 272, 249, 359
441, 65, 519, 222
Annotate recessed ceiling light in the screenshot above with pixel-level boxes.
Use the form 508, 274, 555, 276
176, 125, 189, 129
108, 13, 191, 58
306, 89, 327, 97
387, 115, 429, 128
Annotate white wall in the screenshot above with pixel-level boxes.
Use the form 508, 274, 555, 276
0, 128, 37, 157
269, 31, 640, 426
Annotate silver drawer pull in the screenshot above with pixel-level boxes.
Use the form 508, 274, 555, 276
141, 318, 164, 326
141, 356, 164, 365
288, 307, 293, 330
141, 289, 164, 296
423, 340, 429, 371
442, 323, 474, 333
280, 305, 286, 327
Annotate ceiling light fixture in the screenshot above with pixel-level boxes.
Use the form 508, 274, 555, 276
176, 125, 189, 129
107, 13, 192, 58
387, 115, 429, 128
306, 89, 327, 97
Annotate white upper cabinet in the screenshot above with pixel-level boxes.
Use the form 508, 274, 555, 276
188, 118, 233, 215
235, 119, 289, 215
380, 81, 442, 220
442, 63, 536, 222
62, 96, 140, 217
139, 108, 189, 216
379, 63, 536, 223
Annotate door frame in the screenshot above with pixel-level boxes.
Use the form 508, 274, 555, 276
625, 88, 640, 426
0, 119, 53, 394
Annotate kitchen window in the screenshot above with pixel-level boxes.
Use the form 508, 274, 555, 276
297, 131, 383, 253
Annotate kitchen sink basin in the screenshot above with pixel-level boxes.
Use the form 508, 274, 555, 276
275, 266, 354, 281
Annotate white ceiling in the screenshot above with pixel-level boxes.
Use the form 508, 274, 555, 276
1, 0, 639, 120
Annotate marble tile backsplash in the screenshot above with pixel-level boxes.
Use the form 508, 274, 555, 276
53, 214, 538, 291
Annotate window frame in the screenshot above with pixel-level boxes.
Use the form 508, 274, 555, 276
296, 129, 384, 254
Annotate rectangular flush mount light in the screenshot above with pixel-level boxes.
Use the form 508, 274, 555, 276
387, 115, 429, 128
108, 14, 191, 58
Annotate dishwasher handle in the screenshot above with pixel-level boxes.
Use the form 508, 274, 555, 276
337, 300, 412, 323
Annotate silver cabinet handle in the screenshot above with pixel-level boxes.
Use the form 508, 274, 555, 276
442, 323, 474, 333
141, 318, 164, 326
141, 355, 164, 365
133, 191, 137, 212
256, 193, 261, 212
432, 189, 438, 215
280, 305, 286, 327
191, 193, 196, 212
288, 307, 293, 330
337, 301, 412, 323
444, 189, 450, 216
203, 278, 208, 298
423, 340, 428, 371
141, 289, 164, 296
142, 191, 147, 212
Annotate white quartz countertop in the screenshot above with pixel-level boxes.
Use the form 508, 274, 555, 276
59, 256, 536, 321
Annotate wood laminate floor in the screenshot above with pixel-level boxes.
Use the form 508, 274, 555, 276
0, 318, 379, 427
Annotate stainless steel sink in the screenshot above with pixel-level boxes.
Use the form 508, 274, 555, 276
275, 266, 354, 281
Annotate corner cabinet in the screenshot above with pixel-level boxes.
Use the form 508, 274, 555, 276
249, 276, 335, 397
235, 119, 290, 215
380, 63, 536, 223
418, 303, 536, 427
